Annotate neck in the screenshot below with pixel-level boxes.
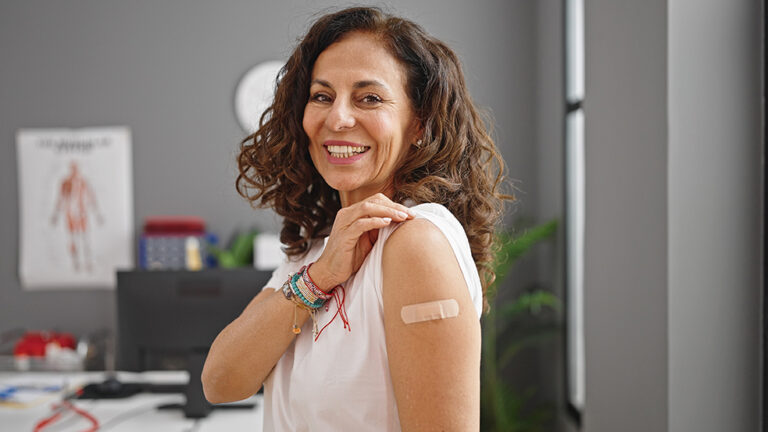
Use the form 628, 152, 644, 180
339, 184, 395, 208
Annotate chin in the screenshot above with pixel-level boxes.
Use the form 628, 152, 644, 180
325, 178, 361, 192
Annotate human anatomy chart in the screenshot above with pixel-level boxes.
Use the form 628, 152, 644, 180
17, 127, 133, 289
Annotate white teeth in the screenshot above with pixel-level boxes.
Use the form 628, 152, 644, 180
327, 145, 367, 153
326, 145, 369, 158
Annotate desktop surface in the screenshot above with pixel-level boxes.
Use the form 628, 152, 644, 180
0, 371, 263, 431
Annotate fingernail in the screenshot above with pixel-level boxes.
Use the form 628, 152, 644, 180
383, 217, 392, 223
397, 211, 408, 219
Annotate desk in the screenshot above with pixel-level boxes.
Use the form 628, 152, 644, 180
0, 371, 263, 431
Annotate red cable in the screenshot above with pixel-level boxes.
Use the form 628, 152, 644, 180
63, 400, 100, 431
33, 407, 63, 432
34, 399, 99, 432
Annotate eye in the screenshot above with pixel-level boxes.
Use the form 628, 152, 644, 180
310, 92, 332, 103
361, 94, 383, 104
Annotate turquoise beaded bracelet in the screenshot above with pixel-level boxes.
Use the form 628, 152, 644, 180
291, 272, 325, 309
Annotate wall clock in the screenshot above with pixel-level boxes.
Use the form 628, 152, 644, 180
234, 60, 284, 134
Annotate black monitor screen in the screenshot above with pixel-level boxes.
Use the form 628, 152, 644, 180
116, 268, 271, 372
115, 268, 273, 417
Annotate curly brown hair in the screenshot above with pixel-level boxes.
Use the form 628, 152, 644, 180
236, 6, 514, 314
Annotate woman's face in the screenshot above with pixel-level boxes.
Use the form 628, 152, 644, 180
303, 31, 420, 206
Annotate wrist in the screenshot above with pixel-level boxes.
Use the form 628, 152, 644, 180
307, 261, 337, 294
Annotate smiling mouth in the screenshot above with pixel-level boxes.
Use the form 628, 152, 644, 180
325, 145, 371, 158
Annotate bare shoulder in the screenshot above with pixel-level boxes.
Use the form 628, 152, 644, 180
383, 217, 452, 263
381, 217, 472, 309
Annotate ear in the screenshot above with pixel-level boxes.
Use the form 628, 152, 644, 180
409, 118, 424, 145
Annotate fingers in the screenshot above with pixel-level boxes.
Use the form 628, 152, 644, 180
338, 194, 415, 225
316, 194, 415, 286
368, 193, 415, 218
348, 216, 396, 238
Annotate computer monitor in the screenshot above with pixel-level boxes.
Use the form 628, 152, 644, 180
115, 268, 272, 418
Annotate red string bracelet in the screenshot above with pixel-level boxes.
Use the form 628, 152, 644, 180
314, 283, 350, 341
303, 263, 333, 300
298, 261, 351, 341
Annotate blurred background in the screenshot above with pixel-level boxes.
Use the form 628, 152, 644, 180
0, 1, 762, 431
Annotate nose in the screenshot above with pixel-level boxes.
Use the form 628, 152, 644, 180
325, 99, 356, 131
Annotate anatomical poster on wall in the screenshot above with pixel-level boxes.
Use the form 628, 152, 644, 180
16, 127, 134, 289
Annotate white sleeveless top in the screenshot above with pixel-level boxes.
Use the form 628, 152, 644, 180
261, 203, 483, 431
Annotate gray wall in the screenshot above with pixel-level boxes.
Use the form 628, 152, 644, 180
534, 1, 571, 431
583, 0, 669, 430
582, 0, 762, 431
0, 1, 543, 349
668, 0, 762, 430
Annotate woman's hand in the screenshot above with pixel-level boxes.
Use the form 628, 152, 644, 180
309, 193, 414, 292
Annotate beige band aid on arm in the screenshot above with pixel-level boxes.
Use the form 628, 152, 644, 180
400, 299, 459, 324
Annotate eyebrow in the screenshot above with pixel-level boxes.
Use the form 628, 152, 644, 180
310, 79, 389, 90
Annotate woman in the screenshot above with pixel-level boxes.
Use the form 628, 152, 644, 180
202, 7, 511, 431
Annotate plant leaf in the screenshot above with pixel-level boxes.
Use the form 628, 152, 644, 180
499, 291, 561, 319
232, 230, 258, 265
488, 220, 558, 302
498, 326, 560, 370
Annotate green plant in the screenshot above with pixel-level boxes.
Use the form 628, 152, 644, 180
207, 229, 258, 268
481, 220, 560, 432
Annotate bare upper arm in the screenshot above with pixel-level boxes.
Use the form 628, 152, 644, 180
382, 218, 481, 431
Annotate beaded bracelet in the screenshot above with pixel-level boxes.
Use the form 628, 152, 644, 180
302, 264, 333, 301
282, 276, 319, 336
291, 273, 322, 308
281, 263, 350, 341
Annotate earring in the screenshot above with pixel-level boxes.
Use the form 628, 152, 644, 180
415, 139, 423, 148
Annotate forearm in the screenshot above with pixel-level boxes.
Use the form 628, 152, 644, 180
202, 288, 309, 403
